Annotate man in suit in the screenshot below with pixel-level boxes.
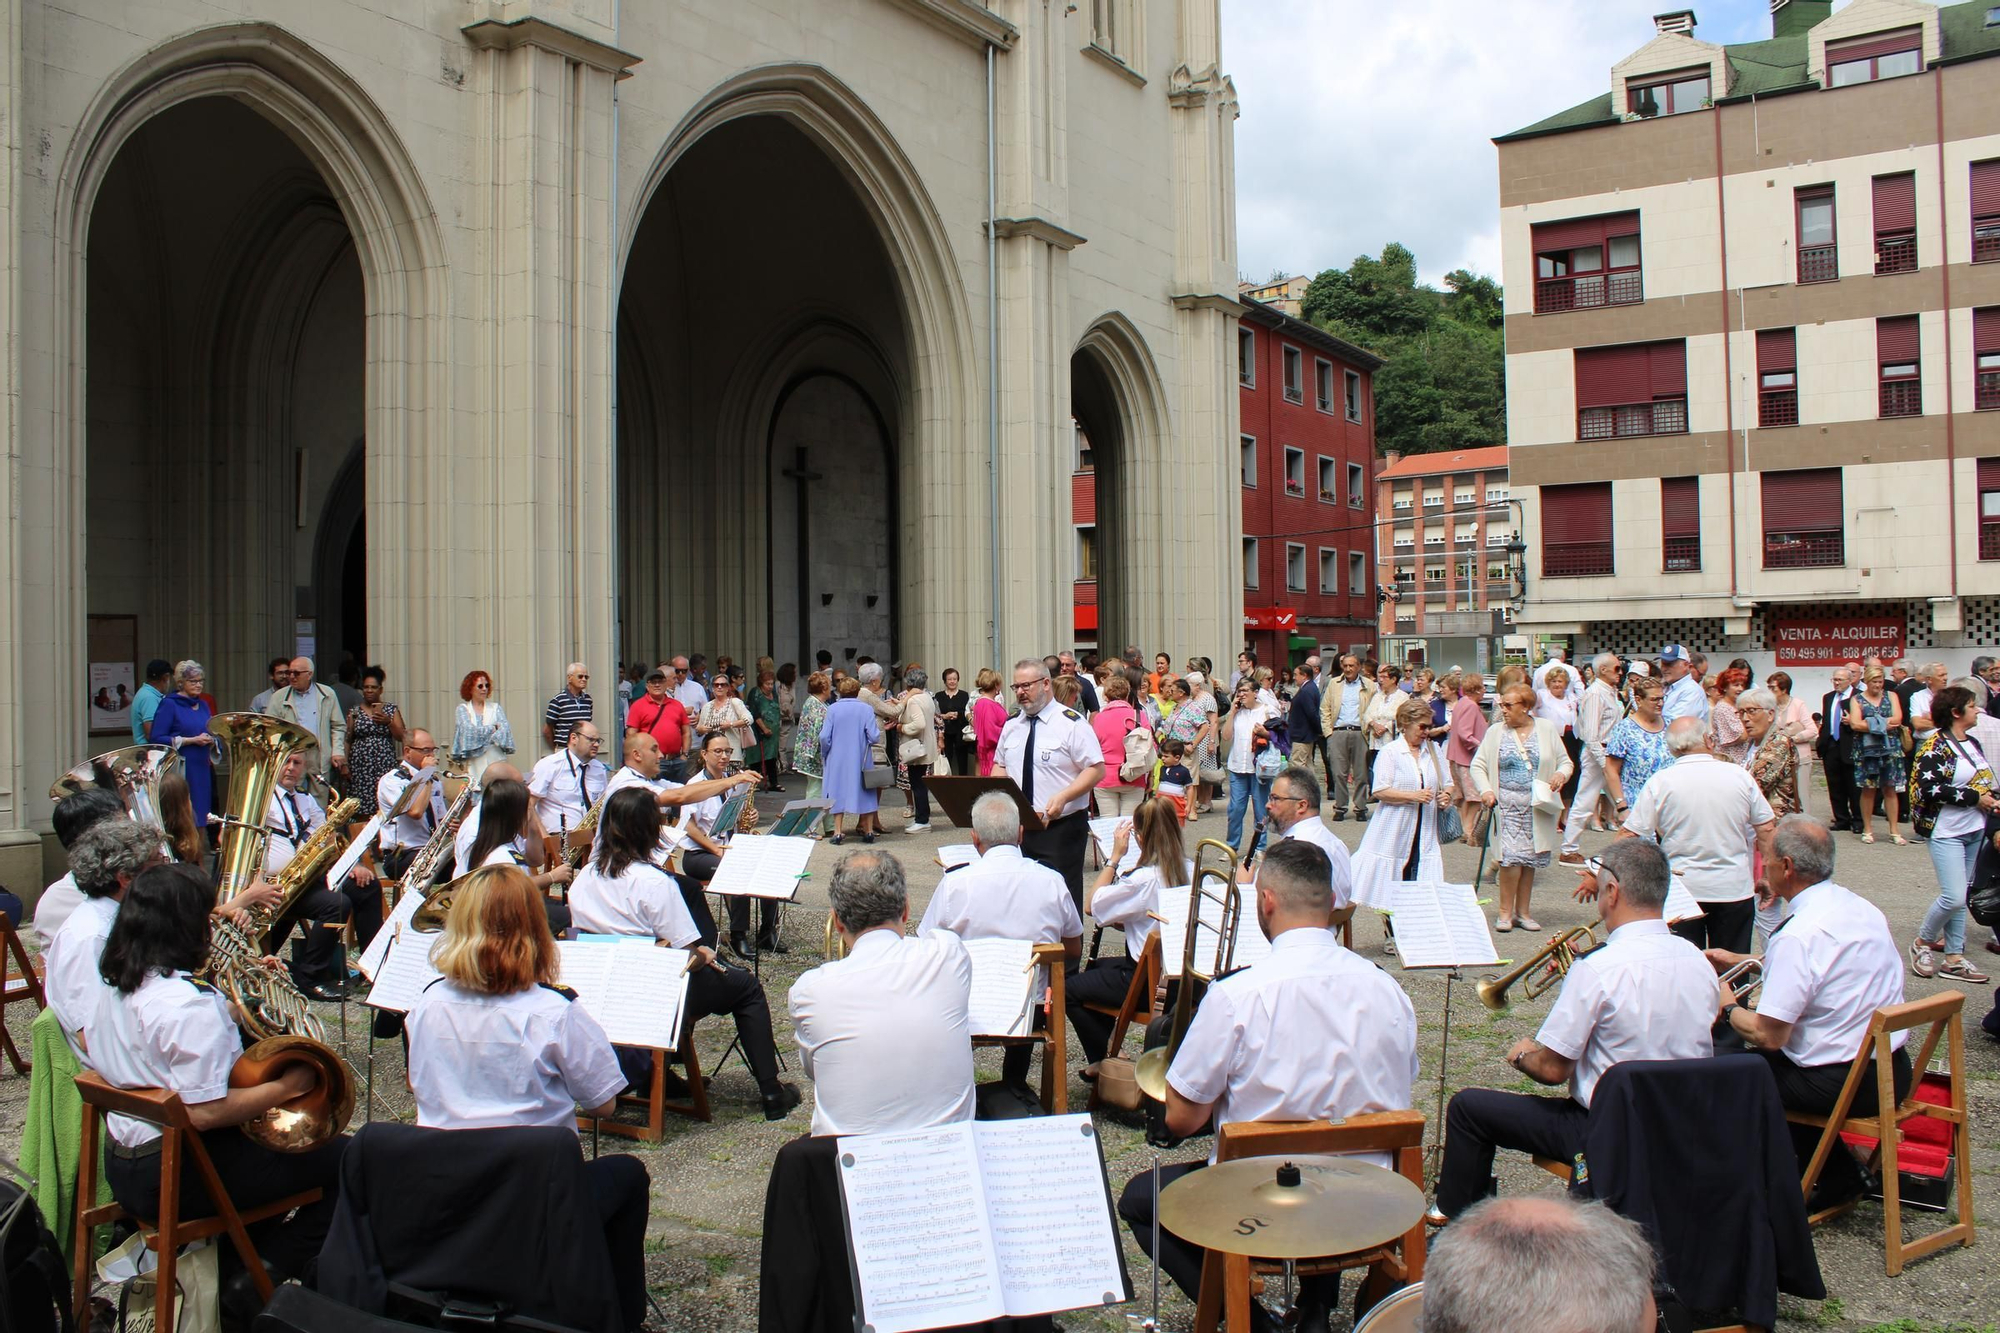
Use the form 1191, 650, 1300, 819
263, 655, 348, 781
1816, 663, 1859, 833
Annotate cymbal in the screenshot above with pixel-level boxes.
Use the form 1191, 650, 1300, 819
1157, 1156, 1425, 1258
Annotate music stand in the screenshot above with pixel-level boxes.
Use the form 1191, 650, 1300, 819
927, 775, 1045, 832
769, 800, 831, 838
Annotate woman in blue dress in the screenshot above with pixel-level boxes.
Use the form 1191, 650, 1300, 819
818, 677, 882, 845
148, 660, 217, 833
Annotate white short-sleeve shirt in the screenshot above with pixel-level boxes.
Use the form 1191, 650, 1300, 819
1274, 813, 1355, 911
1757, 880, 1908, 1067
1534, 918, 1718, 1106
33, 873, 85, 948
1620, 755, 1774, 903
263, 787, 326, 876
528, 750, 610, 836
406, 980, 627, 1131
377, 763, 449, 852
995, 698, 1103, 819
90, 970, 242, 1148
45, 895, 120, 1057
918, 844, 1083, 945
1167, 927, 1418, 1165
1088, 860, 1192, 959
569, 860, 701, 948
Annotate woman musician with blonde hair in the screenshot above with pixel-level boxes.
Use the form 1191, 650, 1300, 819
1066, 797, 1192, 1075
404, 864, 649, 1331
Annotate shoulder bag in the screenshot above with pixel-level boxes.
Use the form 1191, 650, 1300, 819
1430, 745, 1464, 843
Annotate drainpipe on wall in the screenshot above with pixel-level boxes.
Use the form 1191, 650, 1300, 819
985, 41, 1001, 673
1935, 65, 1959, 602
1713, 105, 1740, 606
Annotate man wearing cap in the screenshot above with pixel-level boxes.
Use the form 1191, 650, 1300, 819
1659, 645, 1709, 727
131, 660, 174, 745
625, 667, 692, 782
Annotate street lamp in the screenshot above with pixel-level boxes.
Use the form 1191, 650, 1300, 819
1506, 533, 1529, 613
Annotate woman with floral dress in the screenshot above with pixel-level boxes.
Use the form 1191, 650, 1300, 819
1604, 675, 1673, 823
1470, 684, 1572, 934
746, 668, 786, 792
791, 672, 831, 799
353, 667, 414, 813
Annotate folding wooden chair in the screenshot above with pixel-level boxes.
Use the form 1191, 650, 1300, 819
1789, 991, 1974, 1275
1193, 1112, 1428, 1333
0, 915, 46, 1075
584, 1032, 712, 1142
1085, 935, 1160, 1054
972, 943, 1070, 1113
73, 1071, 323, 1331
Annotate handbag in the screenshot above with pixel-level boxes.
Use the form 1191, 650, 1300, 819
1430, 747, 1464, 842
1463, 802, 1493, 848
897, 737, 926, 764
961, 722, 977, 744
1254, 746, 1285, 781
861, 764, 896, 791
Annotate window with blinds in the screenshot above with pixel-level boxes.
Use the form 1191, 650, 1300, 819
1575, 341, 1687, 440
1976, 160, 2000, 264
1661, 477, 1700, 572
1979, 457, 2000, 561
1826, 27, 1921, 86
1796, 187, 1837, 284
1532, 212, 1642, 313
1873, 173, 1917, 274
1762, 469, 1843, 569
1878, 316, 1921, 418
1977, 308, 2000, 412
1757, 327, 1798, 427
1540, 482, 1614, 579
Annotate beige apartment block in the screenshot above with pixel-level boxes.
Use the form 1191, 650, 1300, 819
0, 0, 1245, 887
1496, 0, 2000, 690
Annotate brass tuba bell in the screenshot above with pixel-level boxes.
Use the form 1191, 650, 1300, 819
206, 713, 318, 900
50, 744, 180, 824
230, 1034, 356, 1153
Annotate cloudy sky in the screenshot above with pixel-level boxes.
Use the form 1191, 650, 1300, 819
1221, 0, 1837, 288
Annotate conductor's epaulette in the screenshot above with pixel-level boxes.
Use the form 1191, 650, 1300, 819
1062, 707, 1083, 722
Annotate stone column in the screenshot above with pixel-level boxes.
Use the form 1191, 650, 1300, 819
0, 0, 38, 893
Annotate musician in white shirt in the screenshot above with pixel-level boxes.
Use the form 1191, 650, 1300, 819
1432, 839, 1717, 1220
265, 753, 382, 1001
37, 788, 126, 947
403, 864, 647, 1331
1705, 815, 1909, 1208
993, 657, 1105, 912
1067, 799, 1189, 1070
788, 849, 975, 1136
44, 818, 164, 1059
1254, 765, 1354, 911
454, 762, 529, 872
1117, 839, 1418, 1316
528, 723, 609, 850
596, 732, 754, 947
460, 778, 572, 935
375, 730, 449, 881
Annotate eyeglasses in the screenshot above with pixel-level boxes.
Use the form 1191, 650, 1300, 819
1012, 678, 1049, 692
575, 735, 602, 747
410, 744, 438, 755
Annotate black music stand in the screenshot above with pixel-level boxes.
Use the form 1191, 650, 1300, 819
927, 775, 1045, 832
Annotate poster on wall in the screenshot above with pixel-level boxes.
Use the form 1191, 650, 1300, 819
88, 662, 135, 734
1770, 615, 1905, 667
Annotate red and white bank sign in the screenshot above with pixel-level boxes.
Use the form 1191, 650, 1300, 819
1770, 616, 1905, 667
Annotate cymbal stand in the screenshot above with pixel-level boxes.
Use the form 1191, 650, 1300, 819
1128, 1153, 1160, 1333
1424, 967, 1461, 1184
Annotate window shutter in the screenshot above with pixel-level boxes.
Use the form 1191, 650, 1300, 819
1873, 173, 1916, 234
1533, 211, 1639, 254
1878, 315, 1920, 363
1762, 469, 1843, 532
1542, 483, 1612, 543
1975, 307, 2000, 353
1647, 341, 1688, 397
1756, 327, 1797, 373
1827, 27, 1920, 62
1978, 458, 2000, 493
1603, 211, 1639, 238
1974, 160, 2000, 218
1661, 477, 1700, 537
1575, 345, 1652, 407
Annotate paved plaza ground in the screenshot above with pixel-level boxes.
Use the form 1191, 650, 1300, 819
7, 779, 1995, 1332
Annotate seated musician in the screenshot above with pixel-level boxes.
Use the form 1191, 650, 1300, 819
528, 722, 609, 861
462, 777, 573, 936
568, 788, 801, 1120
375, 730, 449, 883
787, 849, 975, 1135
264, 753, 382, 1002
46, 819, 167, 1059
681, 732, 777, 958
600, 731, 757, 944
1067, 797, 1189, 1074
453, 761, 525, 871
1116, 840, 1417, 1329
1704, 814, 1908, 1210
1431, 838, 1716, 1222
403, 865, 648, 1332
36, 787, 126, 946
919, 790, 1082, 1088
91, 863, 347, 1286
1259, 765, 1353, 905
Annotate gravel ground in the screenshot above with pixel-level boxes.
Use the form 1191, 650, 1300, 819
8, 777, 1995, 1333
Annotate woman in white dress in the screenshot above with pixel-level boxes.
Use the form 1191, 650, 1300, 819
697, 675, 756, 765
1350, 698, 1455, 953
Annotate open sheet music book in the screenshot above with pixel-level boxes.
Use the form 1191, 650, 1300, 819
358, 888, 427, 980
1087, 817, 1142, 874
554, 941, 691, 1048
706, 835, 814, 900
935, 844, 979, 871
1664, 877, 1705, 924
838, 1115, 1129, 1333
362, 925, 443, 1012
1387, 882, 1499, 969
326, 813, 383, 890
1156, 878, 1271, 978
960, 938, 1039, 1037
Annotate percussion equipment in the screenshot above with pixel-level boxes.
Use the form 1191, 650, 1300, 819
1476, 923, 1601, 1010
1352, 1282, 1424, 1333
1155, 1156, 1426, 1259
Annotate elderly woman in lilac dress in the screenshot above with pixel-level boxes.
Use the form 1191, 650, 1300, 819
820, 677, 883, 844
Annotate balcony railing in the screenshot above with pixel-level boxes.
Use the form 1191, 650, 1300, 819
1759, 388, 1799, 428
1542, 541, 1614, 578
1798, 244, 1837, 284
1977, 370, 2000, 411
1534, 268, 1642, 313
1763, 531, 1844, 569
1977, 222, 2000, 264
1579, 398, 1687, 441
1663, 536, 1701, 572
1874, 233, 1917, 275
1981, 521, 2000, 561
1880, 379, 1921, 418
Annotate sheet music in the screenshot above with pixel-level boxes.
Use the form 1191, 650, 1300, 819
975, 1116, 1127, 1317
555, 941, 692, 1048
326, 813, 383, 889
838, 1124, 1001, 1333
1087, 818, 1141, 873
358, 887, 427, 979
961, 938, 1038, 1037
1156, 880, 1270, 978
706, 789, 751, 840
1664, 877, 1705, 924
706, 835, 814, 899
1387, 882, 1499, 969
362, 928, 442, 1012
936, 844, 979, 870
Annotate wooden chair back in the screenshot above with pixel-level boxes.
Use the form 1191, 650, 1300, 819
585, 1034, 711, 1142
0, 915, 46, 1075
970, 942, 1070, 1113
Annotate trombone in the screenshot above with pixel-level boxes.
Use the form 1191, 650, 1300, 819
1476, 923, 1601, 1010
1133, 837, 1241, 1107
1718, 958, 1764, 1006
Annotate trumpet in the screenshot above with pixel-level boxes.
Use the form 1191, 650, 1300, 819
1718, 958, 1764, 1006
1476, 923, 1601, 1011
1134, 837, 1241, 1109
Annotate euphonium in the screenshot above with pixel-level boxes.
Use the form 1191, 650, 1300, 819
229, 1034, 356, 1154
1134, 837, 1241, 1109
1476, 924, 1602, 1011
50, 744, 179, 824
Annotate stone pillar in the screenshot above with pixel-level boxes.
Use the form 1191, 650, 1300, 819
0, 0, 38, 895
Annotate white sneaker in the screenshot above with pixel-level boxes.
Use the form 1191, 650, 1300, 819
904, 822, 930, 834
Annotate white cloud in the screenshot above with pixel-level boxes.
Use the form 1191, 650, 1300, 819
1222, 0, 1802, 289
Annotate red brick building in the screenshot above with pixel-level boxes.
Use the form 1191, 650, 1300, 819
1070, 297, 1382, 669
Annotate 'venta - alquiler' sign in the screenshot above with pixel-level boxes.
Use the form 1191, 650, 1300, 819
1770, 616, 1905, 666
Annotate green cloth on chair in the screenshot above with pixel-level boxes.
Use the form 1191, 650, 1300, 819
22, 1006, 107, 1263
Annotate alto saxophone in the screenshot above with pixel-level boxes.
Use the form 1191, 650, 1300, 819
563, 790, 609, 869
400, 775, 477, 900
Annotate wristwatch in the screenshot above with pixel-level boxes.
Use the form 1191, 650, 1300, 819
1721, 1003, 1741, 1026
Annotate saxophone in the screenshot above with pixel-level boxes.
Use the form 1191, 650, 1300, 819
563, 790, 609, 869
400, 775, 478, 900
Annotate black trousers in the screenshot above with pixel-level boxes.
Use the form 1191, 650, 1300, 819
675, 855, 722, 946
906, 763, 932, 825
942, 737, 976, 778
1434, 1090, 1590, 1218
269, 876, 385, 986
1821, 747, 1859, 826
585, 1154, 650, 1333
1670, 896, 1754, 955
1762, 1046, 1913, 1199
687, 959, 783, 1095
726, 895, 779, 945
1022, 810, 1089, 915
1065, 954, 1137, 1065
103, 1129, 347, 1281
1559, 733, 1583, 806
1119, 1162, 1338, 1312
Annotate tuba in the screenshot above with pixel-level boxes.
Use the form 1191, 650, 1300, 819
1134, 837, 1241, 1112
1476, 924, 1602, 1010
207, 713, 318, 900
50, 744, 179, 824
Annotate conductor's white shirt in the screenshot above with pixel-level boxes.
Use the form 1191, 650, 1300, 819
1535, 918, 1718, 1107
377, 763, 448, 852
919, 844, 1082, 944
1272, 814, 1355, 911
570, 860, 701, 948
1758, 880, 1908, 1068
1168, 926, 1418, 1165
995, 697, 1103, 819
528, 750, 609, 836
264, 786, 326, 876
45, 895, 119, 1057
788, 927, 977, 1137
406, 980, 627, 1131
91, 970, 241, 1148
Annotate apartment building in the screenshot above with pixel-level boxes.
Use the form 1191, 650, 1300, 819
1238, 274, 1310, 317
1496, 0, 2000, 694
1375, 447, 1519, 675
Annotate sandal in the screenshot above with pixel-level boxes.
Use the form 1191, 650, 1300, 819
1516, 917, 1542, 932
1892, 834, 1910, 846
1861, 832, 1875, 844
1495, 917, 1514, 933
